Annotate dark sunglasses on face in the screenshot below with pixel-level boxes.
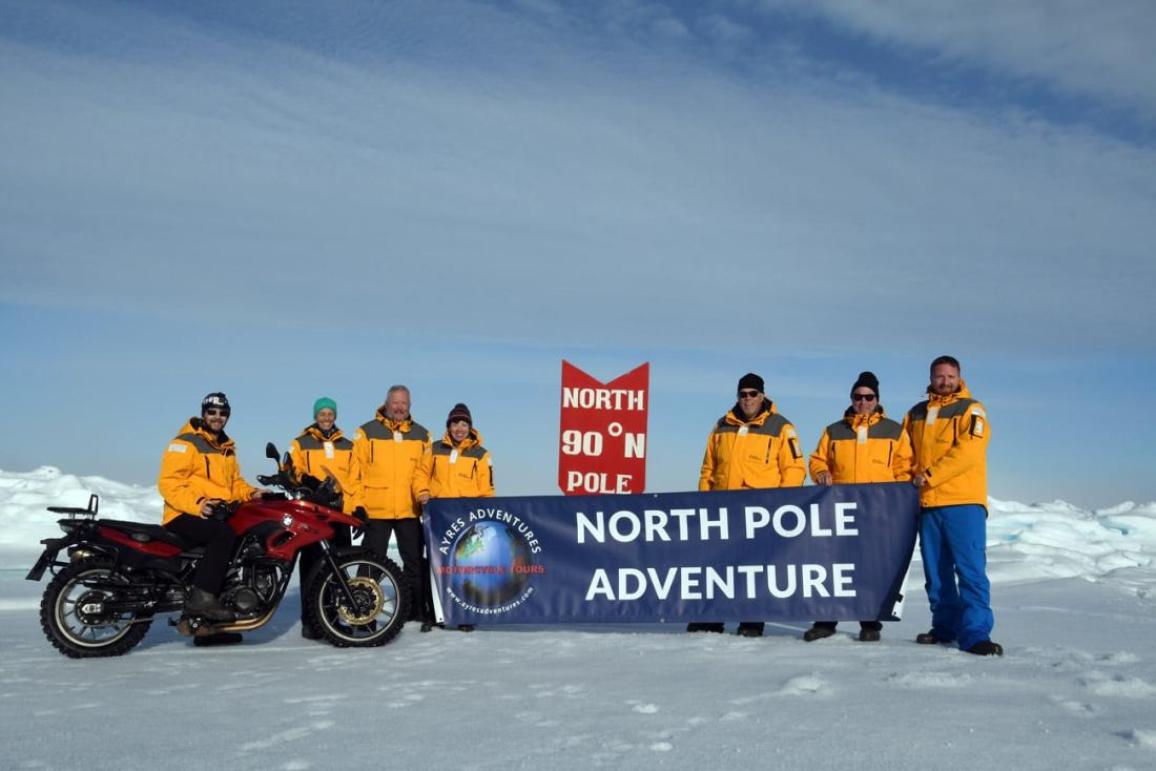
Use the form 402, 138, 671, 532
738, 390, 761, 398
852, 393, 877, 402
204, 408, 230, 417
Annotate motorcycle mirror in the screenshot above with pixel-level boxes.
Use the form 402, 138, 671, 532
266, 443, 279, 461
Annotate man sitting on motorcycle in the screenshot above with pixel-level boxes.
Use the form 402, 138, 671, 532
159, 392, 264, 622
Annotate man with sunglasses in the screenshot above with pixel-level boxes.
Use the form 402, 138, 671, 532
159, 392, 263, 623
803, 371, 913, 642
904, 356, 1002, 656
694, 373, 806, 636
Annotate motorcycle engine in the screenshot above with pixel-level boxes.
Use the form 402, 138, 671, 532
228, 587, 262, 613
219, 563, 281, 614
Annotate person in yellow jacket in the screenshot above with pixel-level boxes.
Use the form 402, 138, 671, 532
290, 396, 355, 639
348, 385, 432, 626
903, 356, 1002, 656
415, 403, 495, 502
413, 402, 494, 632
693, 373, 805, 637
803, 371, 913, 643
159, 392, 262, 622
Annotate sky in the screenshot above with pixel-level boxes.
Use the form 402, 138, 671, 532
1, 0, 1153, 508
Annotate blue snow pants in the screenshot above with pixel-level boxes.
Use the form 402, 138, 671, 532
919, 504, 994, 650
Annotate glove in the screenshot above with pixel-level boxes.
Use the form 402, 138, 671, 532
352, 506, 369, 524
208, 501, 233, 521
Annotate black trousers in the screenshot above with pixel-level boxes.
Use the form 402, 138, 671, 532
166, 514, 237, 595
298, 525, 352, 620
363, 518, 431, 622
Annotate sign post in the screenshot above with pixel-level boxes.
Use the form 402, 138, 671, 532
558, 361, 649, 495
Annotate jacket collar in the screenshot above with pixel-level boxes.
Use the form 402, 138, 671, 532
843, 405, 885, 427
186, 418, 234, 450
725, 400, 775, 427
303, 423, 343, 442
927, 380, 972, 407
440, 428, 483, 449
375, 407, 412, 434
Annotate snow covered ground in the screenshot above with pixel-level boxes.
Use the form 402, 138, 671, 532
2, 467, 1156, 770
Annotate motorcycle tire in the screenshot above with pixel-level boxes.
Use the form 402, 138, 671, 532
40, 560, 152, 658
303, 550, 408, 648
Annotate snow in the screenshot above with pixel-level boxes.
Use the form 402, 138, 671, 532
3, 467, 1156, 769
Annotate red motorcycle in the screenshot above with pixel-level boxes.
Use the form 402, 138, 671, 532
26, 444, 410, 657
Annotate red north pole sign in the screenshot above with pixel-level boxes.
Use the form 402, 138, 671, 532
558, 361, 649, 495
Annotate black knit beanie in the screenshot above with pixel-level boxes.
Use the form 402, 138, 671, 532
446, 403, 473, 427
851, 371, 879, 400
737, 373, 764, 394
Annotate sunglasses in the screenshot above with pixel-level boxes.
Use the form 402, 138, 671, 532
738, 390, 761, 398
204, 408, 230, 417
852, 393, 877, 402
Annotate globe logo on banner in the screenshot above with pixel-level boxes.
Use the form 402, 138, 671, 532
558, 361, 650, 495
450, 521, 534, 607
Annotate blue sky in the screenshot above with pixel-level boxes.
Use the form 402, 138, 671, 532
1, 0, 1153, 508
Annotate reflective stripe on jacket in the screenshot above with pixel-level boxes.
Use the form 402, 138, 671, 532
809, 407, 913, 484
415, 429, 495, 499
699, 402, 806, 491
290, 424, 356, 511
347, 409, 431, 520
903, 381, 990, 508
158, 418, 255, 524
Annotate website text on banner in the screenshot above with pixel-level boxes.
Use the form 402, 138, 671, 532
558, 361, 649, 495
424, 483, 919, 626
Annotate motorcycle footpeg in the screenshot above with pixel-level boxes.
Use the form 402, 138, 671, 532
173, 616, 197, 636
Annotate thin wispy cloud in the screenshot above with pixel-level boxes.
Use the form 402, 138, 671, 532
759, 0, 1156, 119
2, 0, 1152, 358
1, 0, 1153, 506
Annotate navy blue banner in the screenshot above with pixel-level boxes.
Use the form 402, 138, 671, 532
423, 483, 918, 626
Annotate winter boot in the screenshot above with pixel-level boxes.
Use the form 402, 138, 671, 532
185, 587, 236, 623
803, 624, 837, 642
965, 640, 1004, 656
194, 632, 243, 647
301, 623, 323, 640
858, 629, 881, 642
736, 622, 765, 638
916, 630, 948, 645
687, 623, 725, 633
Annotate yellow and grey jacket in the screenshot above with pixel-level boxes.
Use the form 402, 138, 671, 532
347, 409, 431, 520
699, 402, 806, 491
903, 381, 990, 508
809, 407, 913, 484
415, 429, 495, 499
290, 424, 356, 510
158, 418, 255, 525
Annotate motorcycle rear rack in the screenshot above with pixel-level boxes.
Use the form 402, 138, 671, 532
47, 494, 99, 518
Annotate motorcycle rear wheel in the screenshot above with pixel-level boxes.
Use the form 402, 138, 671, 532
304, 550, 408, 647
40, 560, 152, 658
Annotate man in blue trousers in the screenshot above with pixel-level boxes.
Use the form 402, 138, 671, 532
904, 356, 1003, 656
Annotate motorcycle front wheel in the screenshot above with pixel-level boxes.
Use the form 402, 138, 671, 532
304, 550, 408, 647
40, 560, 153, 658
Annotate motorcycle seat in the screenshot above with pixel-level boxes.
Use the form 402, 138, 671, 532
103, 520, 197, 550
